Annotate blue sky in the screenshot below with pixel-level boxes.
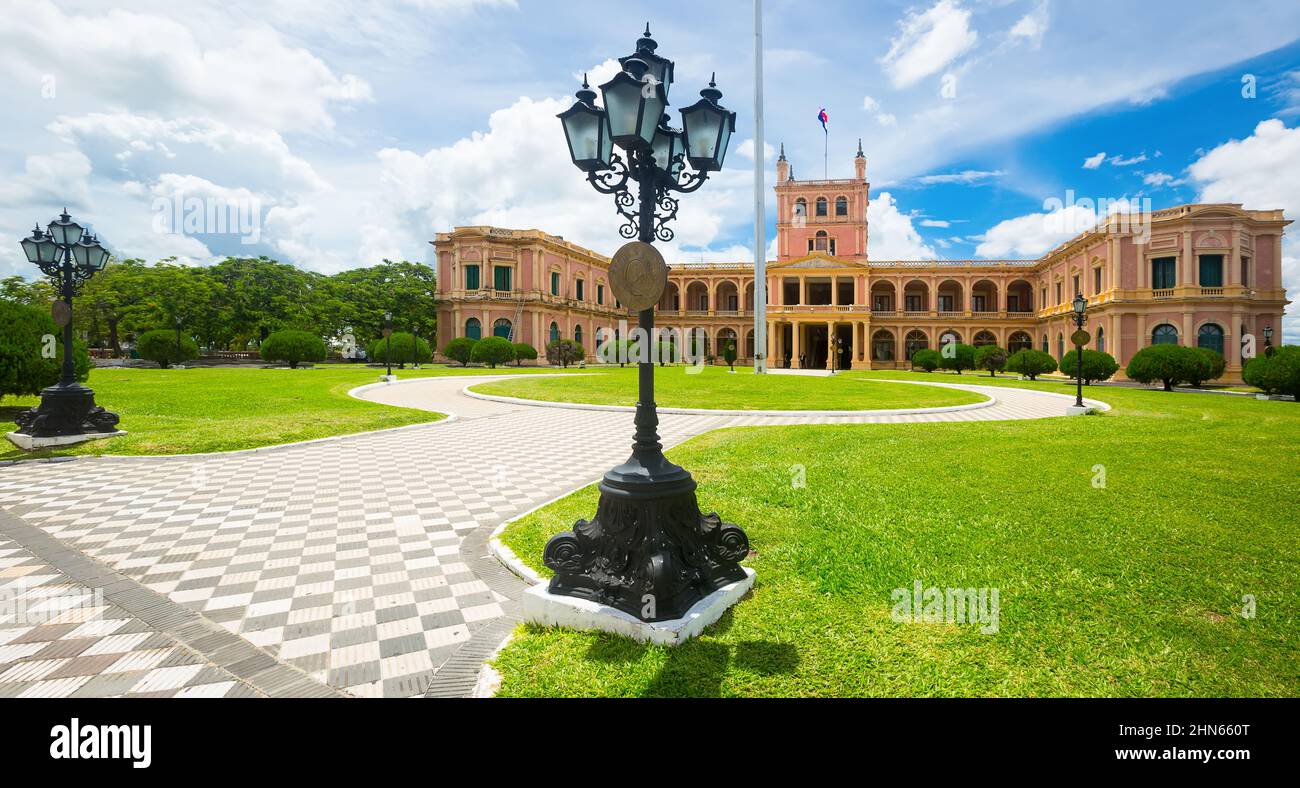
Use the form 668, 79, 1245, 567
1, 0, 1298, 331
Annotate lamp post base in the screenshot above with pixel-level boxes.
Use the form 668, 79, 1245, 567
541, 463, 751, 623
11, 383, 121, 443
1065, 405, 1091, 416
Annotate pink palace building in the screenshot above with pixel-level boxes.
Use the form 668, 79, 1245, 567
433, 145, 1289, 383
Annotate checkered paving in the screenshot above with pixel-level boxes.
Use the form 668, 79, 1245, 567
0, 535, 260, 698
0, 375, 1076, 697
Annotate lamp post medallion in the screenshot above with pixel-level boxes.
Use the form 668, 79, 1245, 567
608, 241, 667, 313
1071, 329, 1091, 346
51, 300, 71, 328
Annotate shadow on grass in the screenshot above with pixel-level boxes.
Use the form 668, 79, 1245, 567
578, 608, 801, 698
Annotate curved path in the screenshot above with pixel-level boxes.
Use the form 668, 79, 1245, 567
0, 375, 1105, 699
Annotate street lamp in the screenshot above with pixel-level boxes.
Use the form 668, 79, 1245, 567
1070, 293, 1088, 409
383, 311, 394, 378
174, 314, 185, 367
543, 26, 749, 623
1264, 325, 1274, 357
9, 210, 120, 448
832, 335, 843, 374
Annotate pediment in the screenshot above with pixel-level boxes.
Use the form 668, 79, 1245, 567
770, 253, 867, 270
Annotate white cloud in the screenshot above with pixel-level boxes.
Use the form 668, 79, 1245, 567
1128, 85, 1169, 106
736, 139, 777, 162
1142, 171, 1182, 187
876, 113, 898, 127
1082, 152, 1107, 169
0, 152, 93, 209
862, 95, 879, 111
975, 198, 1146, 257
1109, 153, 1148, 167
880, 0, 979, 89
914, 169, 1003, 185
867, 192, 937, 260
0, 1, 372, 135
1189, 119, 1300, 339
1009, 2, 1049, 49
919, 219, 951, 228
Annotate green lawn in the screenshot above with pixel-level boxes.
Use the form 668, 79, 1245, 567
0, 365, 550, 459
469, 365, 986, 410
493, 375, 1300, 697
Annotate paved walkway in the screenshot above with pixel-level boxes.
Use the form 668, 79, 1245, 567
0, 375, 1103, 698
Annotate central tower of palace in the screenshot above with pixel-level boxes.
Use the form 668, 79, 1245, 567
773, 140, 869, 262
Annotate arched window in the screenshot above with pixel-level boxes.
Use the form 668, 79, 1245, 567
813, 230, 829, 252
1197, 323, 1224, 356
904, 330, 928, 359
815, 197, 828, 217
1008, 331, 1032, 353
973, 330, 997, 347
549, 321, 560, 344
872, 330, 895, 361
1041, 334, 1049, 353
574, 325, 583, 345
465, 318, 481, 340
1057, 333, 1065, 360
1152, 324, 1179, 345
1096, 326, 1105, 354
493, 318, 512, 339
793, 199, 806, 218
835, 196, 848, 216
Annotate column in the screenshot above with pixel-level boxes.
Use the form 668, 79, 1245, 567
826, 320, 834, 370
799, 277, 807, 305
792, 323, 802, 369
831, 276, 838, 306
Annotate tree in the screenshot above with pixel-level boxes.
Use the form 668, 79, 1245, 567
975, 345, 1008, 377
1188, 347, 1226, 388
546, 339, 585, 368
1243, 346, 1300, 400
367, 332, 431, 368
910, 349, 940, 372
321, 260, 438, 349
937, 343, 977, 374
0, 301, 90, 400
136, 329, 200, 369
512, 343, 538, 366
1125, 344, 1206, 391
1005, 349, 1058, 380
0, 276, 56, 307
470, 336, 516, 368
443, 337, 476, 366
1059, 349, 1119, 385
260, 330, 327, 369
723, 339, 738, 371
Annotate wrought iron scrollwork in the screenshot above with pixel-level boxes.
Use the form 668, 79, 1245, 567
583, 147, 710, 243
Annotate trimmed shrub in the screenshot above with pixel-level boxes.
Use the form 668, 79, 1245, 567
1005, 349, 1058, 380
1125, 344, 1206, 391
1059, 349, 1119, 385
975, 345, 1008, 377
367, 332, 432, 369
1243, 346, 1300, 399
512, 342, 538, 367
1188, 347, 1226, 388
470, 336, 516, 368
546, 339, 585, 368
937, 342, 977, 374
260, 329, 326, 369
442, 337, 477, 366
137, 329, 200, 369
910, 348, 940, 372
0, 301, 90, 399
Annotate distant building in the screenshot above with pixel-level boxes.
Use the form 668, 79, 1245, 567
432, 147, 1289, 382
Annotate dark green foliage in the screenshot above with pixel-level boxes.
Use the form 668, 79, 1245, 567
1125, 344, 1209, 391
546, 339, 585, 368
1005, 349, 1058, 380
975, 345, 1008, 377
136, 329, 200, 369
910, 348, 940, 372
0, 301, 90, 399
937, 342, 977, 374
260, 330, 327, 369
1059, 349, 1119, 385
443, 337, 476, 366
367, 332, 433, 368
512, 343, 538, 366
1243, 346, 1300, 399
1189, 347, 1226, 388
470, 336, 516, 368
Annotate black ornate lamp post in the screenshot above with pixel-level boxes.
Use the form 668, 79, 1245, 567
1070, 293, 1088, 408
383, 311, 394, 377
1263, 325, 1274, 357
174, 314, 185, 365
543, 26, 749, 623
11, 210, 120, 446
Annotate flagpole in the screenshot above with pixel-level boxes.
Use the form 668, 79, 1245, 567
752, 0, 767, 375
